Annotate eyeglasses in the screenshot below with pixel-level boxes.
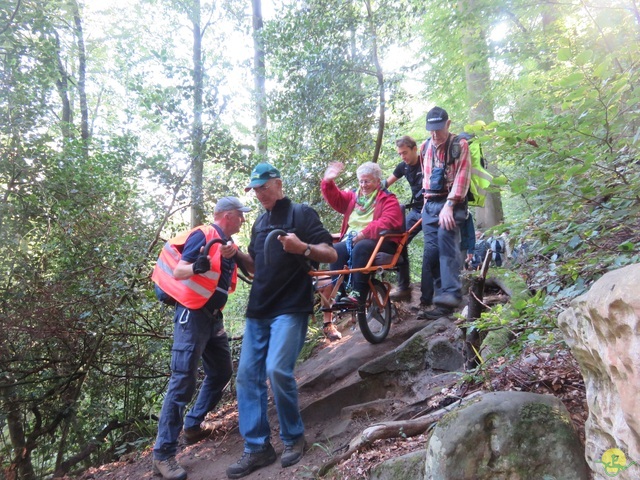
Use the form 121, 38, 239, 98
253, 183, 270, 193
358, 178, 376, 185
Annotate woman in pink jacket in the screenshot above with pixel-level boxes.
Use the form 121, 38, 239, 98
321, 161, 403, 308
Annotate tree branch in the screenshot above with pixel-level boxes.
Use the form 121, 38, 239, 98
317, 391, 484, 476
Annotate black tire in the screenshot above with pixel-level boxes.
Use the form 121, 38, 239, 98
357, 279, 391, 344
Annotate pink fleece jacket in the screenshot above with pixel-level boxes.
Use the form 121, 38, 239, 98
321, 179, 404, 243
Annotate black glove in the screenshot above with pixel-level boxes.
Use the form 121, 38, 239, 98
192, 254, 211, 274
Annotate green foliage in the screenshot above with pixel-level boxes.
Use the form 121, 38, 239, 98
263, 0, 419, 197
2, 0, 640, 476
0, 135, 172, 476
494, 32, 640, 287
446, 1, 640, 361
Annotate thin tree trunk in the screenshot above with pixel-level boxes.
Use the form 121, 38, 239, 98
4, 384, 37, 480
252, 0, 267, 157
71, 0, 89, 155
458, 0, 503, 228
364, 0, 385, 164
54, 31, 73, 141
464, 250, 491, 368
190, 0, 205, 227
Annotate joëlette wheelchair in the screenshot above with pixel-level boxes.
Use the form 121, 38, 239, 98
308, 215, 423, 344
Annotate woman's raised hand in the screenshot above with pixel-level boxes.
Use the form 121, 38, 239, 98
324, 161, 345, 181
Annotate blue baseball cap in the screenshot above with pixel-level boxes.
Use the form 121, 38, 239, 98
244, 162, 281, 191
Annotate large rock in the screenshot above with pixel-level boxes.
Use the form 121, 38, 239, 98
424, 391, 588, 480
359, 318, 455, 377
370, 450, 425, 480
558, 264, 640, 479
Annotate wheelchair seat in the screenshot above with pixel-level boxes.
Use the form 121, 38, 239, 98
373, 252, 404, 266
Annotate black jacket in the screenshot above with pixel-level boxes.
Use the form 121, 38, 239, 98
246, 197, 333, 319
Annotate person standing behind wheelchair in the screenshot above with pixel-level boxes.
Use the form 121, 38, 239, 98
383, 136, 424, 302
418, 107, 471, 320
321, 161, 404, 309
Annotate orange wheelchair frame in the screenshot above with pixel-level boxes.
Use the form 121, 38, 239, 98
308, 217, 422, 344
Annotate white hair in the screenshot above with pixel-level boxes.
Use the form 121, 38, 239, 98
356, 162, 382, 181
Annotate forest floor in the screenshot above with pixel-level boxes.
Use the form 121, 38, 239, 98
72, 286, 588, 480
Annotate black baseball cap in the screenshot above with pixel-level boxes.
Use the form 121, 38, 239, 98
425, 107, 449, 131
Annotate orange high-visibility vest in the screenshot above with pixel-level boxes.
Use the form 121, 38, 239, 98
151, 225, 237, 309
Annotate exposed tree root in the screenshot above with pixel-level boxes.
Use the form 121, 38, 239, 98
317, 390, 485, 477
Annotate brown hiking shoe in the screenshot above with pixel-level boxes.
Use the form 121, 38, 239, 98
323, 322, 342, 341
417, 306, 453, 320
390, 287, 412, 301
183, 425, 212, 445
153, 457, 187, 480
281, 436, 307, 468
226, 444, 277, 479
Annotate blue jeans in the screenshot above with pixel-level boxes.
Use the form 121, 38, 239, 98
421, 200, 467, 304
236, 313, 308, 452
397, 209, 423, 290
153, 305, 232, 460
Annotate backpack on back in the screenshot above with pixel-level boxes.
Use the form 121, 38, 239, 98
488, 236, 504, 267
421, 132, 493, 207
155, 284, 177, 306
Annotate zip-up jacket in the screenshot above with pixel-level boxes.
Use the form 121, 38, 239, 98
152, 225, 237, 309
321, 179, 404, 242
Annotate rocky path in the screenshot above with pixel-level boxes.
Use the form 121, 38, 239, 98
73, 289, 587, 480
75, 294, 467, 480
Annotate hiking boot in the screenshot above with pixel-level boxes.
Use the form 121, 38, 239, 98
433, 293, 462, 309
323, 322, 342, 341
390, 287, 412, 302
418, 306, 453, 320
183, 425, 212, 445
153, 457, 187, 480
226, 444, 276, 479
281, 436, 307, 468
411, 299, 433, 313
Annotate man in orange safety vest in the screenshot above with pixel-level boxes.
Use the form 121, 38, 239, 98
151, 196, 252, 480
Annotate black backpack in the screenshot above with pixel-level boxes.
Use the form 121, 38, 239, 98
155, 284, 177, 306
489, 236, 505, 267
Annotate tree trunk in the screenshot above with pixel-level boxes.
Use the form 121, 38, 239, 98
54, 31, 73, 141
458, 0, 503, 228
190, 0, 205, 227
4, 382, 37, 480
464, 250, 491, 368
252, 0, 267, 157
71, 0, 89, 155
364, 0, 384, 164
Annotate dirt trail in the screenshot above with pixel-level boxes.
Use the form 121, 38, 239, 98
75, 287, 589, 480
76, 294, 457, 480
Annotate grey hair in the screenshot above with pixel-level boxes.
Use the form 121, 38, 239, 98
356, 162, 383, 182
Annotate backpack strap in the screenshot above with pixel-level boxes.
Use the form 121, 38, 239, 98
424, 135, 457, 168
449, 135, 461, 163
420, 138, 429, 161
255, 202, 306, 234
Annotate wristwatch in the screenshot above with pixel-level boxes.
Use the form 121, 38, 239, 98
304, 244, 312, 257
446, 200, 455, 207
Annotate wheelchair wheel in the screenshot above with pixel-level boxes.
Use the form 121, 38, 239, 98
357, 279, 391, 344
